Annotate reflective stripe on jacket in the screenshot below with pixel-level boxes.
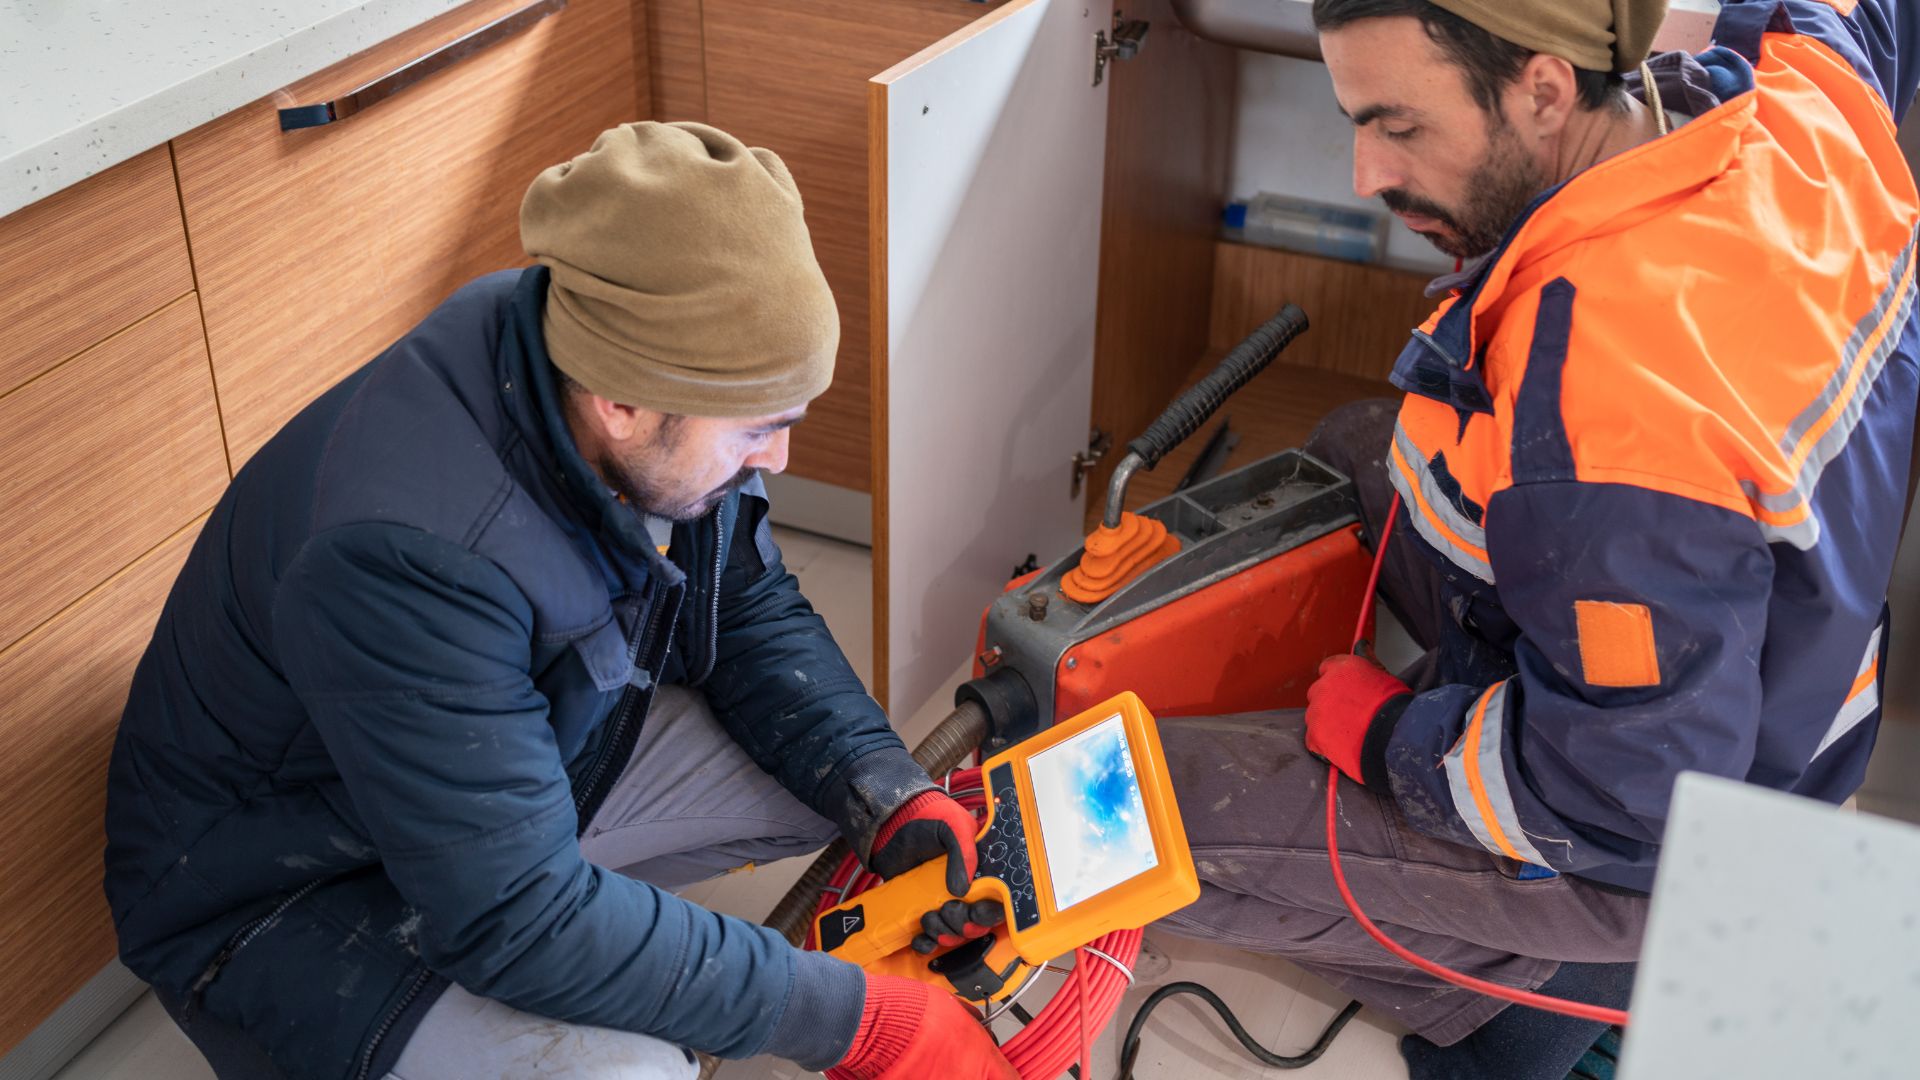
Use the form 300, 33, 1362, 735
1380, 0, 1920, 892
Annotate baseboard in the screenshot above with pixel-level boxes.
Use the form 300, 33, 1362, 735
761, 473, 872, 547
0, 961, 148, 1080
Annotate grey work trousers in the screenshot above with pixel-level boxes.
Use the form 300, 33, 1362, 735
384, 684, 839, 1079
1151, 401, 1648, 1046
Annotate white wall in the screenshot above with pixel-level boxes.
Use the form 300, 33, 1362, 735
1227, 0, 1728, 277
1230, 51, 1452, 274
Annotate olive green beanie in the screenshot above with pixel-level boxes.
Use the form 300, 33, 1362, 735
1429, 0, 1670, 73
520, 121, 839, 417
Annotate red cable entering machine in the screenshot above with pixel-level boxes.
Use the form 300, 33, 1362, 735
1333, 494, 1631, 1028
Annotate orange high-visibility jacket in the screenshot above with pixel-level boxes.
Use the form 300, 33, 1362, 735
1374, 0, 1919, 891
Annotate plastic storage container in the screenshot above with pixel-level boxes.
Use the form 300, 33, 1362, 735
1223, 192, 1387, 264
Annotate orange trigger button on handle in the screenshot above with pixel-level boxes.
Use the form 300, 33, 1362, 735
1060, 512, 1180, 605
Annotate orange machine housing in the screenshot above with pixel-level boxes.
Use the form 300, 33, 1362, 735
969, 451, 1375, 731
1056, 525, 1370, 718
976, 526, 1372, 721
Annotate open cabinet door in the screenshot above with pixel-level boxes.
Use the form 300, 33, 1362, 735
870, 0, 1113, 716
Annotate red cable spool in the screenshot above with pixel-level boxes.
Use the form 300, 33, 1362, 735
806, 767, 1142, 1079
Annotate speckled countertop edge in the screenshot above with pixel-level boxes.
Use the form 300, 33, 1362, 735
0, 0, 473, 219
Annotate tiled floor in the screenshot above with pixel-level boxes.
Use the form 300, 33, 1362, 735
50, 525, 1410, 1079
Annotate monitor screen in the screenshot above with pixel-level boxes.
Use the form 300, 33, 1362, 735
1026, 712, 1160, 911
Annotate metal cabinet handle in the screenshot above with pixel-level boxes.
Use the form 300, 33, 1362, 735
279, 0, 566, 130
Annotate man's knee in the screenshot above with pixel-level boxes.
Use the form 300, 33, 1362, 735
1304, 397, 1399, 474
579, 682, 840, 877
732, 813, 838, 859
387, 985, 700, 1079
1157, 712, 1316, 809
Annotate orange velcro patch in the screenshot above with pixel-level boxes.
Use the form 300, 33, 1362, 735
1818, 0, 1859, 15
1574, 601, 1661, 688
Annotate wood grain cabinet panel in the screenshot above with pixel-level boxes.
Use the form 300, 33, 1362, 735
0, 521, 199, 1053
174, 0, 639, 466
1082, 0, 1238, 531
0, 296, 227, 653
0, 147, 193, 398
702, 0, 998, 492
645, 0, 708, 121
1208, 241, 1439, 382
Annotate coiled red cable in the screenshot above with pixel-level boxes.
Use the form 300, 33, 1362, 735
806, 767, 1141, 1079
1336, 495, 1630, 1028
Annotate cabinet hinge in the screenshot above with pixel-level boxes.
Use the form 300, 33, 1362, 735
1094, 13, 1149, 87
1070, 428, 1113, 499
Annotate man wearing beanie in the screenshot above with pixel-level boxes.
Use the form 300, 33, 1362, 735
1155, 1, 1920, 1077
104, 121, 1012, 1079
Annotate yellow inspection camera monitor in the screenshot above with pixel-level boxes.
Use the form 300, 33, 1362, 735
817, 692, 1198, 998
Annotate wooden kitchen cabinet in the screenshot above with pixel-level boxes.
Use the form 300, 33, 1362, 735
651, 0, 1422, 712
0, 295, 228, 654
4, 0, 645, 1054
642, 0, 709, 122
0, 155, 223, 1048
0, 110, 223, 1063
174, 0, 642, 467
0, 523, 200, 1053
699, 0, 1009, 491
868, 0, 1251, 712
0, 146, 194, 400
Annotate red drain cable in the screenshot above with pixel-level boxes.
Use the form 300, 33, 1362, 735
1335, 494, 1631, 1028
807, 768, 1137, 1079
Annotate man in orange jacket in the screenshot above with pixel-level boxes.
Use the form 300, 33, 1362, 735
1158, 1, 1920, 1076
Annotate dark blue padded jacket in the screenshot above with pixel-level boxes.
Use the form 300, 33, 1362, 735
103, 267, 932, 1079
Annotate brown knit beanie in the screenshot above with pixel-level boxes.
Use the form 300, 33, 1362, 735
520, 121, 839, 417
1428, 0, 1669, 73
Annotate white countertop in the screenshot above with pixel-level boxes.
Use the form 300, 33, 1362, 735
0, 0, 474, 219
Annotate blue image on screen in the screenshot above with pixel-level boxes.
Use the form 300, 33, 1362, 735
1027, 714, 1159, 911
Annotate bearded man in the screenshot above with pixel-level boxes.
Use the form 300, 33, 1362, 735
1153, 2, 1919, 1076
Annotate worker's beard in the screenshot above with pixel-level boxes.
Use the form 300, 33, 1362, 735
609, 462, 756, 522
1382, 111, 1547, 261
600, 421, 757, 522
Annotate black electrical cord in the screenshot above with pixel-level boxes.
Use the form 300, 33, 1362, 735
1117, 981, 1362, 1077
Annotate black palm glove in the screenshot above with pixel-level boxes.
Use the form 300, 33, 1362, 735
911, 898, 1007, 955
868, 790, 980, 897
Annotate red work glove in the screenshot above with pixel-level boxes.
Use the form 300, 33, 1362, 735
1305, 654, 1412, 787
869, 790, 980, 896
827, 974, 1017, 1080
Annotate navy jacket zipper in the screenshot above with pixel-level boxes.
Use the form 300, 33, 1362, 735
182, 876, 328, 1021
698, 505, 725, 683
351, 582, 673, 1076
355, 967, 435, 1080
361, 506, 720, 1071
574, 590, 667, 829
353, 583, 678, 1075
